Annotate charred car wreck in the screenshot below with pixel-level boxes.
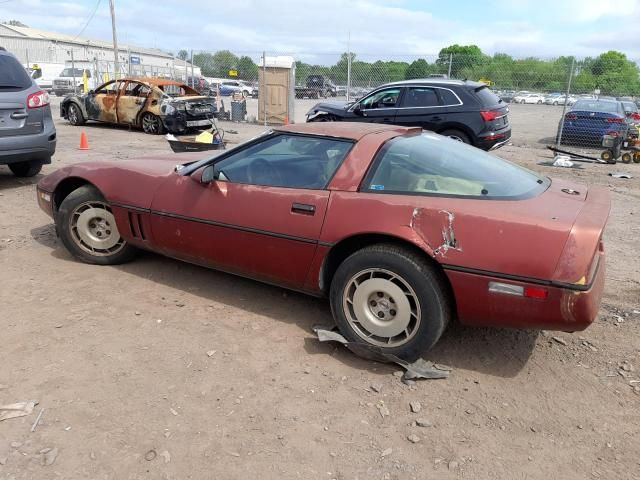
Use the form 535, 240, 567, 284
60, 78, 217, 135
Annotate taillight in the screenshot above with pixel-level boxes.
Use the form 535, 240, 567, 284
631, 113, 640, 121
565, 113, 577, 120
27, 90, 50, 109
606, 117, 625, 124
480, 110, 501, 122
523, 286, 548, 300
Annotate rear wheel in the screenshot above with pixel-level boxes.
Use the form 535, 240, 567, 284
537, 100, 543, 104
9, 161, 42, 177
439, 129, 470, 144
67, 103, 85, 126
601, 150, 614, 163
56, 185, 138, 265
633, 152, 640, 164
329, 244, 451, 361
520, 99, 526, 104
141, 112, 164, 135
621, 152, 632, 164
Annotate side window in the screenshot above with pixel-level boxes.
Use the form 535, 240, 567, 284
360, 88, 401, 109
213, 134, 353, 189
401, 87, 439, 108
96, 81, 122, 95
364, 133, 545, 198
437, 88, 461, 106
124, 82, 150, 97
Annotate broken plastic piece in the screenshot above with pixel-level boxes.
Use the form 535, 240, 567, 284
313, 325, 449, 380
0, 401, 37, 422
608, 172, 633, 179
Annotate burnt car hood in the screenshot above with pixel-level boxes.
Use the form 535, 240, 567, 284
306, 101, 354, 118
38, 152, 208, 210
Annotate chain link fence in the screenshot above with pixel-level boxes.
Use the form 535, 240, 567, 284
185, 50, 640, 155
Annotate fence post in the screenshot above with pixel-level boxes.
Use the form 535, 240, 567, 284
190, 50, 194, 87
346, 32, 351, 102
25, 49, 29, 68
556, 57, 576, 149
263, 51, 267, 126
448, 53, 452, 78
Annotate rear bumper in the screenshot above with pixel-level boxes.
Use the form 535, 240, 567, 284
446, 251, 606, 331
476, 127, 512, 150
0, 126, 56, 166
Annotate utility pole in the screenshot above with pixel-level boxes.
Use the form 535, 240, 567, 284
109, 0, 120, 79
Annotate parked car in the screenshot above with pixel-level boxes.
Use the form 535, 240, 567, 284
557, 98, 628, 145
186, 76, 215, 96
219, 80, 254, 97
498, 90, 516, 103
36, 122, 609, 360
306, 79, 511, 150
0, 47, 56, 177
621, 100, 640, 121
60, 78, 217, 135
296, 75, 337, 99
545, 94, 576, 106
513, 93, 545, 104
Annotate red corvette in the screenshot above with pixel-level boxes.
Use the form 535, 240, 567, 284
37, 123, 610, 360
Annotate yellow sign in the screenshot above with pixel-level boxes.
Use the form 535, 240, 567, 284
479, 78, 494, 87
228, 69, 238, 77
82, 69, 89, 94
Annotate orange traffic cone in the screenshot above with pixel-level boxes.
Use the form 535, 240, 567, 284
79, 131, 90, 150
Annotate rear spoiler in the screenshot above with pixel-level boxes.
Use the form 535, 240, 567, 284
551, 186, 611, 289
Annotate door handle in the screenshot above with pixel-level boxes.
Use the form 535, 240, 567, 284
431, 116, 442, 122
11, 112, 28, 119
382, 118, 392, 123
291, 203, 315, 215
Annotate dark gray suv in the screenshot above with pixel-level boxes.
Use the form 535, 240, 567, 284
0, 47, 56, 177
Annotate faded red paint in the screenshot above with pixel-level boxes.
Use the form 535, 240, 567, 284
36, 123, 610, 333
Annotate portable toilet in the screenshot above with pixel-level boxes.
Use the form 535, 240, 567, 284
258, 56, 295, 125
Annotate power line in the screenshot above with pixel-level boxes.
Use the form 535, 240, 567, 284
72, 0, 102, 41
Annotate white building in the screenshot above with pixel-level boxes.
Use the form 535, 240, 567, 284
0, 24, 200, 80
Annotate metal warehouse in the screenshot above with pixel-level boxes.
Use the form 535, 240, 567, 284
0, 24, 200, 79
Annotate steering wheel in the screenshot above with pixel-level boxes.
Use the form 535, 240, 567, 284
247, 157, 283, 186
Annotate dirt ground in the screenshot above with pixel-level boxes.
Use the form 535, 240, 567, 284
0, 98, 639, 480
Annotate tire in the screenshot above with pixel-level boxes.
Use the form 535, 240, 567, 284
9, 161, 42, 177
633, 153, 640, 164
553, 101, 558, 106
600, 150, 614, 163
67, 103, 85, 126
56, 185, 138, 265
537, 100, 542, 104
329, 244, 452, 361
141, 112, 164, 135
621, 152, 632, 164
439, 129, 470, 144
520, 100, 526, 104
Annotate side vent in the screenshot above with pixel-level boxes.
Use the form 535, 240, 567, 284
127, 211, 147, 241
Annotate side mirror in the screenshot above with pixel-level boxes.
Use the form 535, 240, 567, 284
88, 89, 95, 95
353, 104, 363, 116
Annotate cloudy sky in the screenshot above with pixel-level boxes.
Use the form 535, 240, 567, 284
1, 0, 639, 61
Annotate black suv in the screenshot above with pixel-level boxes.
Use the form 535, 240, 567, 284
305, 79, 511, 150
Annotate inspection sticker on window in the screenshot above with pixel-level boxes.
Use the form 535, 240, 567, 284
370, 184, 385, 191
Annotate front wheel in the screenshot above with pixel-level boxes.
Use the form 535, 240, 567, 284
56, 185, 138, 265
141, 112, 164, 135
329, 244, 452, 361
537, 100, 543, 104
9, 161, 42, 177
67, 103, 85, 126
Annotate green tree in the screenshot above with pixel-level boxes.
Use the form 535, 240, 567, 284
436, 44, 485, 78
177, 50, 189, 61
2, 20, 28, 27
237, 56, 258, 81
211, 50, 239, 78
405, 59, 430, 79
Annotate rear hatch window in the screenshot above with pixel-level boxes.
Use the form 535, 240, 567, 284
0, 55, 32, 91
474, 86, 502, 107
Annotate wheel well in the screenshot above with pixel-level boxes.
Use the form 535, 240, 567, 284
53, 177, 96, 213
435, 124, 474, 142
321, 233, 450, 291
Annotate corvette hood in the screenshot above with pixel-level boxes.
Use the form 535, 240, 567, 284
38, 152, 208, 210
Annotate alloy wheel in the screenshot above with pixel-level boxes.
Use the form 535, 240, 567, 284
69, 201, 125, 256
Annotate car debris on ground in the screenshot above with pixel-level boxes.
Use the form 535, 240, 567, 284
0, 401, 37, 422
313, 325, 450, 381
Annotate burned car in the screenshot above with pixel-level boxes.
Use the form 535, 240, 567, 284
37, 123, 609, 361
60, 78, 217, 135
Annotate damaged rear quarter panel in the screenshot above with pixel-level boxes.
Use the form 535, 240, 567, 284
319, 191, 577, 282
